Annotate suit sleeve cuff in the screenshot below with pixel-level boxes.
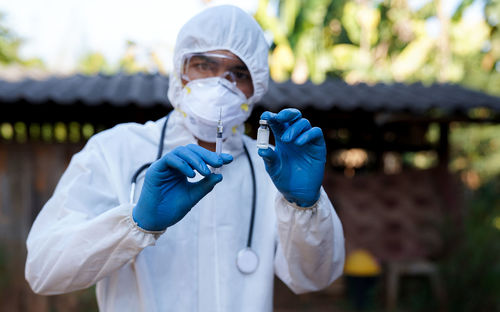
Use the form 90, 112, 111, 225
128, 207, 166, 240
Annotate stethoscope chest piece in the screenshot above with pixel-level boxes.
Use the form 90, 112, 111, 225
236, 247, 259, 274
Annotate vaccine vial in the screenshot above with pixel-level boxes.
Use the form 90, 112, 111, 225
256, 119, 270, 149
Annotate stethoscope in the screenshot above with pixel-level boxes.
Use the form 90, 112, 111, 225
129, 113, 259, 274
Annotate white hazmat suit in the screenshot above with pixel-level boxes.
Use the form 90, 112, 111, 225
25, 5, 345, 312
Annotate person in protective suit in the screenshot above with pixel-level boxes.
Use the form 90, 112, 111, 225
25, 5, 345, 312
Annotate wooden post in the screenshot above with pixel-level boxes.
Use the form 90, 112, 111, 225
438, 122, 449, 169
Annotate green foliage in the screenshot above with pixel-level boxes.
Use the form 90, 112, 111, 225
450, 123, 500, 184
439, 177, 500, 312
452, 0, 476, 21
0, 12, 44, 67
77, 52, 112, 75
256, 0, 500, 94
0, 32, 21, 64
74, 286, 99, 312
0, 12, 22, 65
118, 40, 146, 74
485, 0, 500, 27
76, 40, 160, 75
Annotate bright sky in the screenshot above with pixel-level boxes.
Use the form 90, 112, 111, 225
0, 0, 259, 73
0, 0, 484, 73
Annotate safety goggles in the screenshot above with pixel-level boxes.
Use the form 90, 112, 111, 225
181, 52, 253, 96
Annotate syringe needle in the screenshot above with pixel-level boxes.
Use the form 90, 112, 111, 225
214, 108, 223, 173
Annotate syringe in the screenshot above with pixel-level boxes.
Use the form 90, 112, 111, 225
214, 108, 223, 173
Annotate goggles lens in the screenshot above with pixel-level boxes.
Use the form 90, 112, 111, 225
182, 52, 253, 95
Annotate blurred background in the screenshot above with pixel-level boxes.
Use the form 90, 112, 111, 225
0, 0, 499, 311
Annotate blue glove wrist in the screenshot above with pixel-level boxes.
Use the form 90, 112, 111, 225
133, 199, 168, 231
283, 190, 321, 208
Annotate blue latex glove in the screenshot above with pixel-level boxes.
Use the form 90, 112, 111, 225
258, 108, 326, 207
132, 144, 233, 231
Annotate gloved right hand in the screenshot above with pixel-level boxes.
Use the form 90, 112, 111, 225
132, 144, 233, 231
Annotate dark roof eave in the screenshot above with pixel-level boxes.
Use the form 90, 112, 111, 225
0, 74, 499, 118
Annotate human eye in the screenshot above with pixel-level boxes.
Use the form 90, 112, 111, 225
191, 59, 211, 72
233, 70, 251, 82
196, 63, 210, 72
189, 55, 218, 73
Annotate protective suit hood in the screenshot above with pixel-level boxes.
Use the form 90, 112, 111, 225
168, 5, 269, 109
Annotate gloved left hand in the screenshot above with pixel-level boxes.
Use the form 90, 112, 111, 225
258, 108, 326, 207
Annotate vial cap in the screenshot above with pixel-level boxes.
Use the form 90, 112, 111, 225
259, 119, 268, 126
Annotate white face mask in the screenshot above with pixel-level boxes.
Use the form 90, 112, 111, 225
177, 77, 251, 143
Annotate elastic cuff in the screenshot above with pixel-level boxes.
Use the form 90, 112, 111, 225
128, 210, 166, 240
283, 196, 319, 212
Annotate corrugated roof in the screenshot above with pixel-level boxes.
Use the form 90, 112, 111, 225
1, 73, 499, 114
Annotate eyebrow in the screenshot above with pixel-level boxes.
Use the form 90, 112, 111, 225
231, 65, 249, 71
190, 55, 217, 64
190, 54, 249, 71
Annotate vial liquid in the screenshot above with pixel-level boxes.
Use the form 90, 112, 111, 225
256, 119, 270, 149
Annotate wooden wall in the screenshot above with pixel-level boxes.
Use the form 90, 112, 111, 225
0, 142, 98, 312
